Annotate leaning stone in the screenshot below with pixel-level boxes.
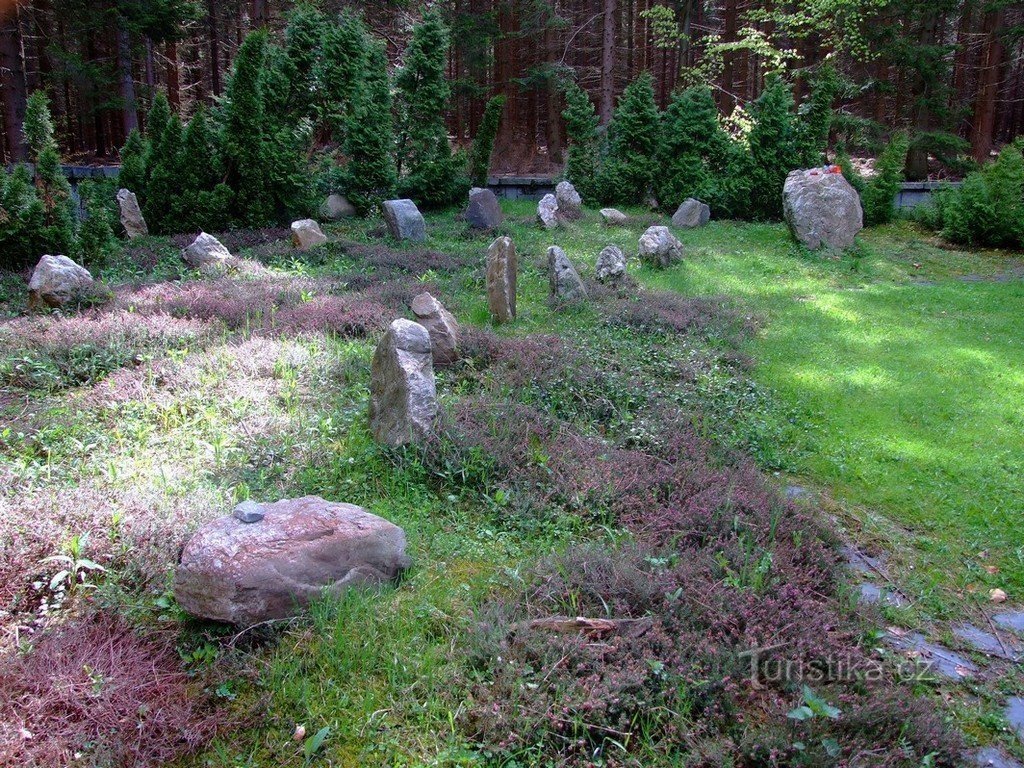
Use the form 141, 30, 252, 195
548, 246, 587, 302
411, 291, 459, 366
28, 254, 95, 309
232, 500, 265, 524
174, 495, 410, 624
783, 168, 863, 251
321, 193, 355, 220
600, 208, 628, 226
537, 193, 559, 229
382, 199, 426, 242
671, 198, 711, 229
486, 236, 517, 322
116, 188, 148, 238
638, 225, 684, 268
595, 245, 627, 283
465, 187, 503, 230
555, 180, 583, 220
369, 319, 438, 446
290, 219, 328, 250
182, 232, 233, 268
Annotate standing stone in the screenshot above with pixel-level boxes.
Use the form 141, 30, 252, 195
486, 236, 517, 322
369, 319, 438, 446
116, 188, 148, 238
182, 232, 233, 268
671, 198, 711, 229
638, 226, 684, 268
321, 193, 355, 220
290, 219, 328, 250
600, 208, 629, 226
555, 180, 583, 220
537, 193, 559, 229
382, 199, 426, 242
464, 187, 503, 230
547, 246, 587, 302
595, 245, 627, 284
28, 254, 94, 309
411, 292, 459, 366
783, 168, 863, 251
174, 496, 409, 624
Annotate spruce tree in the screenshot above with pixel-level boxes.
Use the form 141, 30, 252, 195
118, 129, 149, 199
597, 73, 661, 204
469, 95, 505, 187
798, 64, 839, 167
144, 112, 183, 233
143, 92, 171, 176
394, 10, 467, 208
315, 10, 367, 144
862, 132, 909, 226
77, 180, 118, 266
24, 91, 77, 255
0, 164, 46, 268
561, 80, 600, 200
746, 77, 803, 220
171, 107, 233, 232
343, 40, 396, 215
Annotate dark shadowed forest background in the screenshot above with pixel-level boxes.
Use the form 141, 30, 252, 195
2, 0, 1022, 178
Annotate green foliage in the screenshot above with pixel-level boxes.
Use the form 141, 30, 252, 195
468, 95, 505, 187
861, 132, 908, 226
935, 144, 1024, 248
25, 91, 77, 255
835, 145, 865, 195
24, 91, 57, 160
315, 10, 367, 144
745, 77, 803, 220
77, 180, 119, 267
560, 79, 600, 200
595, 73, 660, 204
118, 129, 148, 198
171, 108, 233, 233
798, 63, 839, 166
342, 41, 397, 215
0, 164, 46, 268
394, 11, 468, 208
144, 112, 183, 234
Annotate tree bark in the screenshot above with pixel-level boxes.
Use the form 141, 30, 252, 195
208, 0, 221, 97
0, 5, 28, 162
970, 7, 1005, 162
599, 0, 616, 124
117, 23, 139, 136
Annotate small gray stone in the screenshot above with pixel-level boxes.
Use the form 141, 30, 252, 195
486, 236, 517, 322
537, 194, 559, 230
290, 219, 328, 250
547, 246, 587, 303
182, 232, 233, 268
321, 193, 355, 220
671, 198, 711, 229
465, 187, 503, 230
555, 180, 582, 220
232, 500, 265, 524
369, 319, 438, 446
28, 254, 95, 309
116, 188, 148, 238
638, 225, 684, 268
411, 291, 459, 366
595, 245, 626, 284
974, 747, 1024, 768
600, 208, 628, 226
382, 199, 426, 242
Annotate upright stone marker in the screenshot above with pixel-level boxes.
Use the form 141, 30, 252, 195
671, 198, 711, 229
321, 193, 355, 220
369, 319, 438, 446
555, 180, 583, 220
116, 188, 148, 238
595, 245, 627, 283
182, 232, 233, 268
547, 246, 587, 302
411, 292, 459, 366
537, 194, 559, 229
783, 169, 863, 251
465, 187, 503, 230
28, 254, 94, 309
638, 226, 684, 269
382, 199, 426, 242
290, 219, 328, 250
486, 236, 517, 322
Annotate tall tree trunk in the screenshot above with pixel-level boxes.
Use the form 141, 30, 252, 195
599, 0, 616, 124
905, 9, 940, 181
208, 0, 221, 97
166, 39, 180, 111
117, 22, 139, 136
970, 7, 1005, 162
0, 5, 28, 162
252, 0, 268, 27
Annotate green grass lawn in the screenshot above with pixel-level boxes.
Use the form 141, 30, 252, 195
641, 218, 1024, 614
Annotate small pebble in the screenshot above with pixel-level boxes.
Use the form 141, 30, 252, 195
233, 500, 265, 524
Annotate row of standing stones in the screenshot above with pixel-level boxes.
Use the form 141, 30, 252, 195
24, 174, 862, 626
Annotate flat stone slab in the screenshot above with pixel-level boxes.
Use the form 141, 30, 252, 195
994, 613, 1024, 634
1006, 697, 1024, 742
974, 747, 1024, 768
859, 582, 909, 608
885, 627, 979, 680
841, 544, 887, 577
952, 623, 1020, 660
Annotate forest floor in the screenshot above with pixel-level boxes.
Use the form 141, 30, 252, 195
0, 203, 1022, 766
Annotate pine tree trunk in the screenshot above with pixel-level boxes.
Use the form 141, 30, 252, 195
117, 23, 139, 136
0, 6, 28, 162
167, 39, 180, 111
969, 7, 1005, 162
208, 0, 221, 97
599, 0, 616, 124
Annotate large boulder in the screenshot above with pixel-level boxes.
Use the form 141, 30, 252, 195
28, 254, 94, 309
182, 232, 233, 268
291, 219, 328, 250
548, 246, 587, 303
486, 236, 517, 322
173, 496, 409, 624
671, 198, 711, 229
595, 245, 627, 284
600, 208, 629, 226
369, 318, 438, 446
783, 169, 863, 251
537, 193, 559, 230
116, 188, 148, 239
555, 180, 583, 220
321, 193, 355, 220
465, 187, 503, 230
411, 292, 459, 367
638, 226, 684, 268
382, 199, 426, 242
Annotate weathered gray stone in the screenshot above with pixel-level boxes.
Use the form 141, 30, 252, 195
595, 245, 627, 283
548, 246, 587, 302
486, 236, 517, 322
28, 254, 95, 309
537, 194, 559, 229
174, 496, 409, 624
369, 319, 438, 446
382, 199, 426, 242
116, 188, 148, 238
555, 180, 583, 220
465, 187, 503, 230
638, 225, 683, 268
182, 232, 233, 268
783, 168, 863, 251
321, 193, 355, 220
232, 501, 265, 524
600, 208, 629, 226
290, 219, 328, 250
671, 198, 711, 229
411, 291, 459, 366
